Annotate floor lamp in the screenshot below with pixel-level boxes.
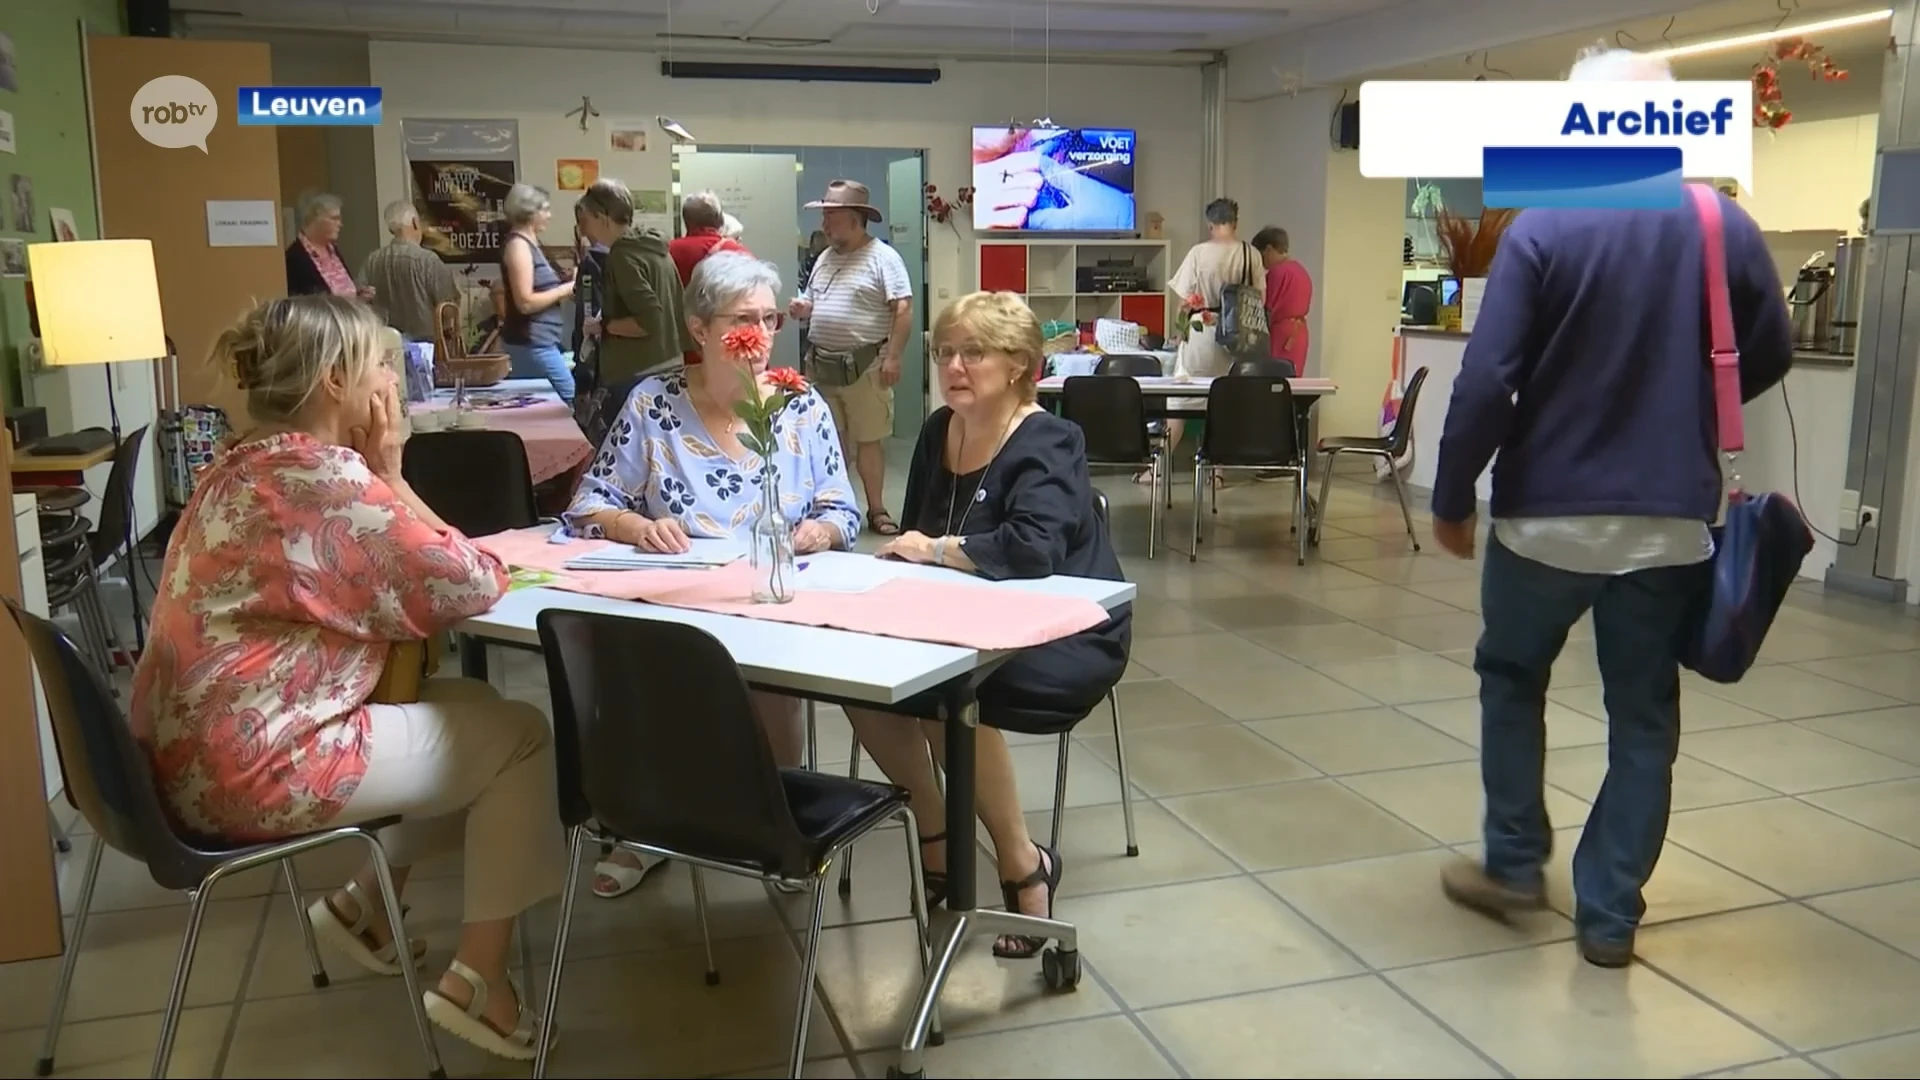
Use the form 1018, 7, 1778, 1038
25, 239, 167, 655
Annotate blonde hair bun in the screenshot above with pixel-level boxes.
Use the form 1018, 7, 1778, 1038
211, 295, 385, 425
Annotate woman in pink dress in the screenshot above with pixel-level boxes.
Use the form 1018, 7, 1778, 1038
133, 295, 562, 1061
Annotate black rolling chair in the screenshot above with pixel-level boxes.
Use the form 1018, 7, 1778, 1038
1313, 366, 1429, 551
533, 611, 932, 1080
1, 598, 443, 1080
1061, 376, 1164, 557
401, 429, 540, 537
1192, 375, 1310, 565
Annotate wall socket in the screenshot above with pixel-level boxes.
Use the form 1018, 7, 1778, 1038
1862, 505, 1880, 530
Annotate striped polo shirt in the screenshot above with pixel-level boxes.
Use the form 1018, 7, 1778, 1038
800, 237, 912, 352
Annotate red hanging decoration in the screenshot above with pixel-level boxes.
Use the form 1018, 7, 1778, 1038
1752, 35, 1848, 130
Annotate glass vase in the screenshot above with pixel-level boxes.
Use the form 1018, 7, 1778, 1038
750, 467, 796, 604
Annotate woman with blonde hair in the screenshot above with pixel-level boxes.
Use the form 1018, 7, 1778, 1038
133, 294, 563, 1060
847, 290, 1130, 959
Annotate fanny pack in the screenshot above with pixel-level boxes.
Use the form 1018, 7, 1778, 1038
807, 342, 885, 388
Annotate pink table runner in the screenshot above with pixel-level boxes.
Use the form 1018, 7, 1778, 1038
479, 528, 1112, 652
417, 398, 592, 485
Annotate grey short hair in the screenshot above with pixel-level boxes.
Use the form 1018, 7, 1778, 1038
298, 192, 342, 228
504, 183, 551, 226
575, 178, 634, 226
382, 200, 419, 235
1568, 43, 1674, 81
685, 251, 782, 323
682, 190, 725, 230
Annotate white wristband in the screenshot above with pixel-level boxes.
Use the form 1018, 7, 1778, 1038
934, 536, 948, 566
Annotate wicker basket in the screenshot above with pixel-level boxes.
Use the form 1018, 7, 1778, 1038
434, 353, 512, 388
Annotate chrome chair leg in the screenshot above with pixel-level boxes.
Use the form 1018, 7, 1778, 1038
786, 874, 831, 1079
691, 866, 720, 986
151, 886, 215, 1078
803, 701, 818, 771
1313, 449, 1337, 543
1190, 457, 1206, 561
1386, 452, 1422, 551
536, 826, 588, 1080
1049, 734, 1071, 853
355, 833, 444, 1080
1147, 453, 1161, 560
838, 746, 862, 897
1295, 467, 1310, 565
281, 860, 330, 988
36, 834, 103, 1077
1110, 691, 1139, 857
518, 914, 536, 1008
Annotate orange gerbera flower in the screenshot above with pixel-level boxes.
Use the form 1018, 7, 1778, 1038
764, 366, 809, 394
721, 323, 773, 362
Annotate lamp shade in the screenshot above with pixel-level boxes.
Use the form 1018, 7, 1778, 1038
27, 239, 166, 367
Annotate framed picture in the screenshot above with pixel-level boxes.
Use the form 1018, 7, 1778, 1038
49, 206, 78, 242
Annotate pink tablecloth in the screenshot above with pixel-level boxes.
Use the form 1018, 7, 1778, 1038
478, 528, 1112, 652
416, 398, 592, 485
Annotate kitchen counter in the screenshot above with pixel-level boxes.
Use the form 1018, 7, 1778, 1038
1792, 349, 1856, 369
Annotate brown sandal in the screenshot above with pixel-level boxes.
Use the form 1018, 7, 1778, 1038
867, 509, 901, 536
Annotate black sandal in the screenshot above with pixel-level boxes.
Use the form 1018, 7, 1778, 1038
992, 843, 1062, 960
867, 509, 901, 536
918, 832, 949, 910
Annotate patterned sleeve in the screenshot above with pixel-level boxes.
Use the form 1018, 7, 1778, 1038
285, 451, 508, 642
564, 399, 649, 538
797, 390, 861, 548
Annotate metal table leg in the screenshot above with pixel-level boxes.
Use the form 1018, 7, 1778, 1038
458, 634, 489, 681
890, 683, 1081, 1078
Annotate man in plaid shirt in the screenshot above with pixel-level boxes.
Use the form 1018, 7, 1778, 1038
360, 201, 460, 341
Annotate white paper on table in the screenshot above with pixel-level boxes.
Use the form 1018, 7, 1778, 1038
564, 537, 748, 570
792, 555, 910, 594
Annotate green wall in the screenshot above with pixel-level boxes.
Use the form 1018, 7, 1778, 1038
0, 0, 124, 409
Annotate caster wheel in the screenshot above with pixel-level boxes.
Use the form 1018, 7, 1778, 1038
1041, 946, 1082, 991
886, 1069, 925, 1079
1413, 542, 1423, 552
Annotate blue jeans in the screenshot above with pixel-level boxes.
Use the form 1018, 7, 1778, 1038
1476, 535, 1709, 944
504, 342, 574, 403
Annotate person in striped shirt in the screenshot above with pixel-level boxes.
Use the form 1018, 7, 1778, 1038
359, 201, 460, 342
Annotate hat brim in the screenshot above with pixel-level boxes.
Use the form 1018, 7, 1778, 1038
806, 200, 882, 222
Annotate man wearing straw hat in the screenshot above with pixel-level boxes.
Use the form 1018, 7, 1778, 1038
789, 179, 912, 535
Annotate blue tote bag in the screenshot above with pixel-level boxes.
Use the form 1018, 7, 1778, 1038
1679, 184, 1814, 684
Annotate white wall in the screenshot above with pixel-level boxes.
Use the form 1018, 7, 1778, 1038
1225, 91, 1332, 365
367, 43, 1206, 319
1741, 366, 1857, 580
1742, 114, 1879, 234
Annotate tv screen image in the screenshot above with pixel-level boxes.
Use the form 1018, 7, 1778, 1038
971, 126, 1136, 232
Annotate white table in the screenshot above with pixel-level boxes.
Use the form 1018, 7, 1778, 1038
452, 551, 1135, 1075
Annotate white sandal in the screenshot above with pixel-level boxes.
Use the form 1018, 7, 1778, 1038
305, 880, 426, 976
423, 960, 550, 1062
591, 853, 663, 899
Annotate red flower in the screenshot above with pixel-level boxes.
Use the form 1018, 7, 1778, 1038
1184, 292, 1206, 311
721, 323, 772, 362
764, 366, 809, 394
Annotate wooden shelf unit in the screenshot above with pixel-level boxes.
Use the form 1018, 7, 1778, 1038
974, 238, 1173, 340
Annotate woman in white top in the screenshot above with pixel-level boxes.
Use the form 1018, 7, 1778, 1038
1158, 197, 1265, 478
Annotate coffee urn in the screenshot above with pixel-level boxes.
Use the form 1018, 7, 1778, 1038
1828, 236, 1868, 356
1790, 260, 1835, 350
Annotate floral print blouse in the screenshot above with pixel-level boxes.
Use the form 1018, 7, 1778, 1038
131, 433, 509, 841
564, 371, 861, 547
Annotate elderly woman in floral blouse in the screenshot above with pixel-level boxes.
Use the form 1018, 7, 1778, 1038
564, 250, 859, 897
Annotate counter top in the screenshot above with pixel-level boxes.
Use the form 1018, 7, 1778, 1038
1792, 349, 1855, 370
1399, 326, 1470, 339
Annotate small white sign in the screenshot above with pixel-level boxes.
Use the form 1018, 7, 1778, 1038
205, 199, 279, 247
0, 109, 14, 155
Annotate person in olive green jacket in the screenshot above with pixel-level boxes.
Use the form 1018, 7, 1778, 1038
574, 178, 691, 387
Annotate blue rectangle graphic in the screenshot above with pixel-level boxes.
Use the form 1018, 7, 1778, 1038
237, 87, 383, 126
1483, 146, 1682, 210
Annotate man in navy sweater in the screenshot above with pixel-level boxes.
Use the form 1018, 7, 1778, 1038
1429, 47, 1793, 968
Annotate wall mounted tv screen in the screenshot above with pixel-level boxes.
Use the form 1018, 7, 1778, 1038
971, 126, 1137, 232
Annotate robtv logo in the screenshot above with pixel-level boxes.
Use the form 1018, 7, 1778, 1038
237, 86, 383, 126
131, 75, 219, 152
1359, 80, 1753, 209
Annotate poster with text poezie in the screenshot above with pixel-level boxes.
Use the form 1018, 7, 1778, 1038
409, 159, 517, 264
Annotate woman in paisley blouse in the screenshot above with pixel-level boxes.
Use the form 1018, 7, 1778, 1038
133, 295, 563, 1061
564, 250, 860, 897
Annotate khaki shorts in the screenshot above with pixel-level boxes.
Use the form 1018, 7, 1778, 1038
817, 361, 894, 444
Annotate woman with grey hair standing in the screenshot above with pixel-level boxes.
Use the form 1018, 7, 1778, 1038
499, 182, 578, 401
562, 250, 858, 897
286, 192, 372, 300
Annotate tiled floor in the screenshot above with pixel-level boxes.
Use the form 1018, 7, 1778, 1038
14, 460, 1920, 1077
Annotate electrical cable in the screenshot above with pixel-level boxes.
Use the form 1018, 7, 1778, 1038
1780, 378, 1861, 547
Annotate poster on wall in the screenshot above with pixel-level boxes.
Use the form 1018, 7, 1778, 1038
8, 173, 33, 231
0, 238, 26, 279
401, 119, 519, 264
556, 158, 598, 192
607, 120, 648, 153
0, 34, 16, 93
633, 189, 672, 236
0, 110, 14, 155
48, 207, 77, 242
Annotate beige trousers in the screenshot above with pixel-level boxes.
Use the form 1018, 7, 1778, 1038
338, 678, 565, 923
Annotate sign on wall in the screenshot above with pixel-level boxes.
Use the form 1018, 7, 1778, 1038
401, 119, 520, 263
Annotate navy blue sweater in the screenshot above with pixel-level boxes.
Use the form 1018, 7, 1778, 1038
1431, 192, 1793, 524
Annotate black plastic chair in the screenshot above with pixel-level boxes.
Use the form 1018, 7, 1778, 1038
29, 426, 149, 662
533, 611, 931, 1080
1313, 366, 1430, 551
1093, 353, 1174, 512
401, 429, 540, 537
1, 598, 443, 1080
1061, 376, 1164, 557
1226, 356, 1297, 379
1192, 375, 1310, 565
